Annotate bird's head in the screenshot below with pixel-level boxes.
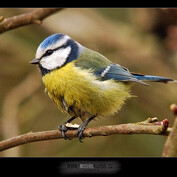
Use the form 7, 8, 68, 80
30, 33, 84, 75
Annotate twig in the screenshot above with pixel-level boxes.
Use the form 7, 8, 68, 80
0, 118, 171, 152
162, 103, 177, 157
0, 8, 63, 34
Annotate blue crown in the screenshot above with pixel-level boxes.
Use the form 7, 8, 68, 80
39, 33, 65, 49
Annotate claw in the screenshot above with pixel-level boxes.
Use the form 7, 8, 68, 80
58, 123, 72, 140
77, 115, 96, 143
58, 116, 77, 140
77, 123, 87, 143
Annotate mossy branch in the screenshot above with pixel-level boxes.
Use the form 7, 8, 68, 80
0, 118, 171, 152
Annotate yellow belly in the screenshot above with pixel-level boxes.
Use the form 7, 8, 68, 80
42, 62, 131, 120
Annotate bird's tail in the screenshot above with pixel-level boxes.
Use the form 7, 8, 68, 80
132, 73, 177, 84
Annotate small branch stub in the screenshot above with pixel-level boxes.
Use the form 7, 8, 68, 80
0, 16, 4, 23
33, 19, 42, 25
170, 103, 177, 115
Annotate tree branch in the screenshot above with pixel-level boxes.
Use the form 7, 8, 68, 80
0, 118, 171, 152
0, 8, 63, 34
162, 103, 177, 157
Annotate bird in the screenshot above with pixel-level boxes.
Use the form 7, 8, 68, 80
30, 33, 176, 142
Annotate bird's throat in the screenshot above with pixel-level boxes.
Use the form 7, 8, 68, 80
38, 64, 52, 76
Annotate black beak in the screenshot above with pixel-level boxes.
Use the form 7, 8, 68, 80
30, 58, 40, 64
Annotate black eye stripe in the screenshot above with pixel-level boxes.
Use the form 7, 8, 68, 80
40, 44, 68, 59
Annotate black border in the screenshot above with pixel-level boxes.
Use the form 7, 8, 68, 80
1, 6, 177, 176
0, 157, 176, 176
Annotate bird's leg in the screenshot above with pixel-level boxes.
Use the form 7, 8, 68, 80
58, 116, 77, 140
78, 115, 96, 143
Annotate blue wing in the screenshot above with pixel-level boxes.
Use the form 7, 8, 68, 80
95, 63, 147, 85
95, 63, 175, 84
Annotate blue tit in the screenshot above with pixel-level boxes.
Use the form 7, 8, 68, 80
30, 33, 176, 142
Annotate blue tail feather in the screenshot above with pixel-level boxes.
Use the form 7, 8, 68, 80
132, 73, 176, 83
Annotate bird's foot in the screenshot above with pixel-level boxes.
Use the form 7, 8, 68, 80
58, 123, 72, 140
77, 122, 88, 143
77, 115, 96, 143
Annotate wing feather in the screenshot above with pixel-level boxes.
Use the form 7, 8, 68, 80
95, 63, 148, 85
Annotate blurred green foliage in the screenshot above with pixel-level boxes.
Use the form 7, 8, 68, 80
0, 8, 177, 157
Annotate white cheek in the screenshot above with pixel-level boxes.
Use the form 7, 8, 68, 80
40, 46, 71, 70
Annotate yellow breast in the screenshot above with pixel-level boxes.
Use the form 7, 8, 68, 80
42, 62, 131, 120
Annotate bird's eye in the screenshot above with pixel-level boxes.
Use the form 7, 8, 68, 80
45, 49, 53, 56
